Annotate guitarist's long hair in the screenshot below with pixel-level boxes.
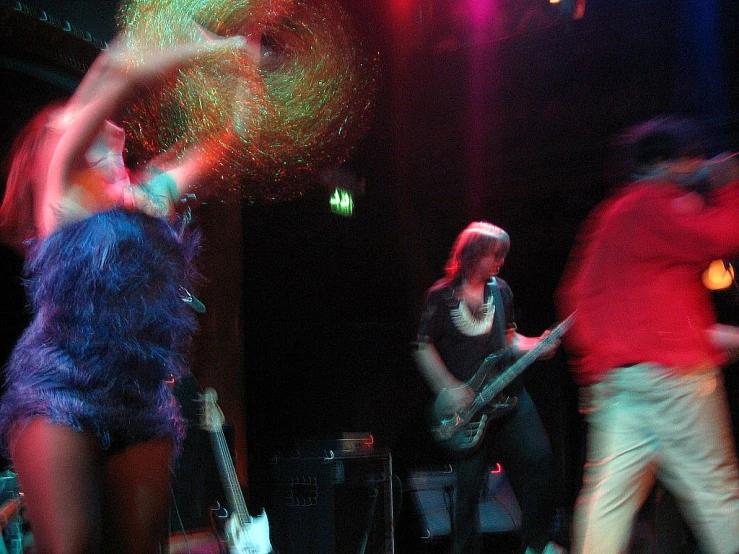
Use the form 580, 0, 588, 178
444, 221, 510, 286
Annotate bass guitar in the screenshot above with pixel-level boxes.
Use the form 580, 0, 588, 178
429, 313, 575, 452
201, 388, 272, 554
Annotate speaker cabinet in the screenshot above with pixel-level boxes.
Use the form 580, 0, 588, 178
268, 449, 394, 554
406, 464, 521, 540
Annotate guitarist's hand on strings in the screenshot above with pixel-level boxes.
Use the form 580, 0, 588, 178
437, 382, 476, 415
510, 330, 560, 360
536, 330, 561, 360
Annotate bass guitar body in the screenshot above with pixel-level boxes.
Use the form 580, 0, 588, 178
429, 352, 519, 452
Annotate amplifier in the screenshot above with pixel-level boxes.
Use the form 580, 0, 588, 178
406, 463, 521, 540
268, 448, 394, 554
295, 432, 376, 457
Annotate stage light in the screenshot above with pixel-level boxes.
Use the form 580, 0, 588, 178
703, 260, 735, 290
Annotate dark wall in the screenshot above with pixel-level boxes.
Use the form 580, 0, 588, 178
9, 0, 118, 42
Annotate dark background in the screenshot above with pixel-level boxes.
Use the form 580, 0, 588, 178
1, 0, 739, 550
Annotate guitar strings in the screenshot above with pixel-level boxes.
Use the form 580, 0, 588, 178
212, 428, 252, 523
169, 470, 193, 554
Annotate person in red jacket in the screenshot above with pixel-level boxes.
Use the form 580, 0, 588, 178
557, 116, 739, 554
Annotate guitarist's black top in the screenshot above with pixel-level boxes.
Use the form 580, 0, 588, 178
417, 277, 521, 392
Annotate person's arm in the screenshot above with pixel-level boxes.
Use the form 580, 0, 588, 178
708, 323, 739, 365
120, 127, 241, 218
707, 323, 739, 350
414, 342, 464, 396
108, 31, 263, 217
56, 32, 246, 173
155, 129, 240, 196
498, 279, 560, 360
414, 342, 476, 414
641, 154, 739, 264
38, 32, 246, 235
508, 329, 559, 360
68, 25, 252, 113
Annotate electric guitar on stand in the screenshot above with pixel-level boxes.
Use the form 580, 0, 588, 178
201, 388, 272, 554
429, 313, 575, 452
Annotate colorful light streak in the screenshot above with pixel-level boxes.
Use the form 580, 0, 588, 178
118, 0, 378, 204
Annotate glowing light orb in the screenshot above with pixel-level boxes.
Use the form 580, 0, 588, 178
703, 260, 735, 290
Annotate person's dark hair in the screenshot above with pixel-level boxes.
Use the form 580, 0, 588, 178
626, 116, 708, 169
444, 221, 509, 285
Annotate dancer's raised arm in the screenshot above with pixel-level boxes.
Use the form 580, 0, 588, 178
35, 30, 250, 235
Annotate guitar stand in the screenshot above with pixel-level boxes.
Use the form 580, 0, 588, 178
357, 485, 379, 554
444, 483, 456, 541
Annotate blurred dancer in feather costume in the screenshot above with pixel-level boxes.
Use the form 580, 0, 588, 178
0, 20, 256, 554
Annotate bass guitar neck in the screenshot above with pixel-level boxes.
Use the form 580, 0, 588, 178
202, 388, 272, 554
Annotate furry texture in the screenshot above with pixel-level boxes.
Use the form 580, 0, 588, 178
0, 209, 201, 454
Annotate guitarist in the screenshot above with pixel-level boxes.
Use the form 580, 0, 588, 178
413, 221, 564, 554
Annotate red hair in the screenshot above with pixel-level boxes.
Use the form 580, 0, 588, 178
0, 103, 65, 251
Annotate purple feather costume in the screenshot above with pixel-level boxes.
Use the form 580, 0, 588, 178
0, 209, 200, 455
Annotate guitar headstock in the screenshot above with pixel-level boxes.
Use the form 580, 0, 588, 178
548, 311, 576, 341
201, 388, 225, 432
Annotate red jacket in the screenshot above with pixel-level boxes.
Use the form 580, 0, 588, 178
558, 178, 739, 385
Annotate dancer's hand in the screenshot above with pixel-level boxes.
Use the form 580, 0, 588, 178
101, 25, 249, 85
192, 21, 248, 52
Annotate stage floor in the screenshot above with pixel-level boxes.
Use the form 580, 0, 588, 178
168, 529, 223, 554
167, 529, 524, 554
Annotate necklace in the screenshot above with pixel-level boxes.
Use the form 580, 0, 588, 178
450, 293, 495, 336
